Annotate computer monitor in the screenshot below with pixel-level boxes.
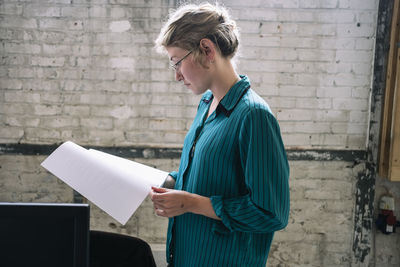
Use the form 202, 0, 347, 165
0, 202, 90, 267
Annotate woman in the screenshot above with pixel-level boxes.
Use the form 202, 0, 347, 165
150, 3, 290, 266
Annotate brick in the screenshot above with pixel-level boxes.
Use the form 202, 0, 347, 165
297, 23, 337, 36
95, 32, 132, 44
317, 87, 352, 98
31, 57, 65, 67
80, 93, 108, 104
265, 96, 296, 109
110, 7, 126, 18
38, 18, 66, 29
0, 79, 23, 90
310, 133, 347, 146
89, 6, 108, 18
63, 105, 90, 116
306, 62, 352, 74
349, 0, 378, 10
0, 67, 7, 77
355, 38, 374, 50
333, 98, 369, 110
109, 20, 131, 33
336, 50, 373, 63
260, 22, 298, 35
1, 54, 29, 65
87, 130, 125, 145
314, 110, 349, 122
347, 134, 366, 149
1, 17, 37, 29
8, 68, 35, 78
4, 43, 41, 54
25, 127, 61, 141
42, 44, 72, 55
277, 109, 314, 121
296, 98, 332, 109
349, 111, 368, 123
40, 93, 61, 103
235, 8, 277, 21
0, 3, 23, 15
82, 70, 115, 81
5, 91, 40, 103
150, 70, 174, 82
24, 6, 60, 17
33, 104, 62, 115
281, 133, 312, 147
333, 73, 371, 86
347, 122, 367, 134
110, 57, 135, 69
114, 118, 149, 130
61, 7, 89, 18
299, 0, 339, 8
109, 105, 132, 119
296, 74, 322, 86
0, 103, 33, 115
259, 47, 298, 60
318, 38, 355, 49
295, 122, 331, 133
80, 117, 113, 130
149, 119, 186, 131
0, 127, 24, 139
278, 86, 316, 97
40, 117, 80, 128
351, 62, 372, 75
352, 87, 370, 98
95, 81, 131, 92
337, 23, 375, 38
316, 10, 355, 23
297, 49, 335, 61
21, 80, 58, 91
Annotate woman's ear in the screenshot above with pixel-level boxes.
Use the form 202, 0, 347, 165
199, 38, 216, 62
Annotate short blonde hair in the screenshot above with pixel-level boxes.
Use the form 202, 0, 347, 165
155, 2, 240, 62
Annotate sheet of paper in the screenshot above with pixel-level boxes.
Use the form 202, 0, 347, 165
41, 141, 168, 225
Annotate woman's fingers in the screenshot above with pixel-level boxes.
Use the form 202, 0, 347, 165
152, 186, 168, 193
150, 187, 191, 217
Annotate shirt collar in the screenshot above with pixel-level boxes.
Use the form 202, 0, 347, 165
201, 75, 251, 117
218, 75, 251, 117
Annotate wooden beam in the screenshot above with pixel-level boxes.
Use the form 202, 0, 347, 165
389, 42, 400, 181
379, 0, 400, 179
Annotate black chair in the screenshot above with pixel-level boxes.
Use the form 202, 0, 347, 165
90, 231, 157, 267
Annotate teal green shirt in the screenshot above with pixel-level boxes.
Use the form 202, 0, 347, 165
167, 75, 290, 266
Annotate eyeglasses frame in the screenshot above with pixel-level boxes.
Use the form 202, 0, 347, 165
170, 50, 192, 71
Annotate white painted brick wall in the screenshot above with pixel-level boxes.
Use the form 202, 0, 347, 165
0, 0, 379, 145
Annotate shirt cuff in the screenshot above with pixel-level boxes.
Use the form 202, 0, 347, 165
211, 196, 233, 234
168, 171, 178, 180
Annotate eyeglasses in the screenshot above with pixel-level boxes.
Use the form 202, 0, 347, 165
170, 51, 192, 71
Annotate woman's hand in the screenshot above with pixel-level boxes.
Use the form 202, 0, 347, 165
150, 187, 191, 217
150, 187, 221, 220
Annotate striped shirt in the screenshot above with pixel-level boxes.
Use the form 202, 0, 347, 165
167, 75, 290, 266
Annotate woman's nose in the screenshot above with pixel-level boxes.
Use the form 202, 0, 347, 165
175, 70, 183, 81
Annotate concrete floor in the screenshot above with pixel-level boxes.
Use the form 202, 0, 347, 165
150, 244, 167, 267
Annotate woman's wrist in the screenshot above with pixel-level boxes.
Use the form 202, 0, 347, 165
186, 193, 220, 220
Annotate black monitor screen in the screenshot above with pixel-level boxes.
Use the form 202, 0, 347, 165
0, 203, 89, 267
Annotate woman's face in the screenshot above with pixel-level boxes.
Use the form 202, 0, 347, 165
166, 46, 211, 95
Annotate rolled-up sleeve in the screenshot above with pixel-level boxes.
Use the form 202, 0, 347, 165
168, 171, 178, 181
211, 107, 290, 234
